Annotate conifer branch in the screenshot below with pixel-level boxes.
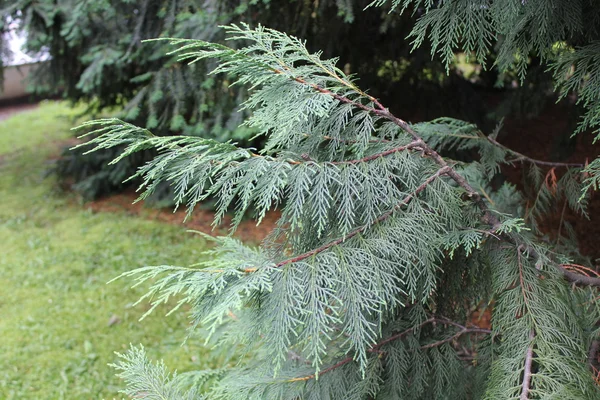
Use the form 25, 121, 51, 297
378, 109, 489, 206
295, 74, 600, 291
559, 266, 600, 287
81, 24, 600, 397
330, 141, 421, 165
275, 166, 450, 268
517, 246, 534, 317
486, 136, 585, 168
517, 246, 537, 400
281, 70, 497, 227
288, 317, 491, 383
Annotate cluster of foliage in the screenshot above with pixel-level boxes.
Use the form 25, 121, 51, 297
76, 0, 600, 396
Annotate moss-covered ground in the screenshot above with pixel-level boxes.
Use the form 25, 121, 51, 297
0, 101, 217, 399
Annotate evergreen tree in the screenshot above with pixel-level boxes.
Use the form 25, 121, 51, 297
74, 1, 600, 398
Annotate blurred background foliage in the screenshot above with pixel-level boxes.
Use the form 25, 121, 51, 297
1, 0, 576, 204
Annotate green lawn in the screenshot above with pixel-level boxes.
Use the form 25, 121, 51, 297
0, 101, 218, 399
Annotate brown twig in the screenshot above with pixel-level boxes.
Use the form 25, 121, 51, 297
561, 263, 600, 277
370, 318, 437, 350
559, 265, 600, 287
487, 136, 585, 168
421, 316, 493, 350
420, 327, 491, 349
287, 316, 491, 383
330, 141, 421, 165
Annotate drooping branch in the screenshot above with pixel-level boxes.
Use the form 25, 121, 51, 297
275, 166, 450, 268
486, 136, 586, 168
559, 265, 600, 287
516, 246, 537, 400
287, 317, 491, 383
280, 68, 600, 290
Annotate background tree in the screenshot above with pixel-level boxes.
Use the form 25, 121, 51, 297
74, 0, 600, 397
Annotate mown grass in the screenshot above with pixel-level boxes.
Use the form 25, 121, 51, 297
0, 101, 218, 399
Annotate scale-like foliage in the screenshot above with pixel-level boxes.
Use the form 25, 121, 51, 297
79, 24, 600, 399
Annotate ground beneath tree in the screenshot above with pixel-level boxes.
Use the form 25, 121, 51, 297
0, 102, 38, 120
83, 191, 279, 244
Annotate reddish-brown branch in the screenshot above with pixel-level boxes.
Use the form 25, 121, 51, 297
486, 136, 585, 168
288, 317, 491, 383
275, 166, 450, 268
420, 327, 492, 349
559, 265, 600, 287
331, 141, 421, 165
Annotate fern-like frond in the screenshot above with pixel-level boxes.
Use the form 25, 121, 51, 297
110, 344, 204, 400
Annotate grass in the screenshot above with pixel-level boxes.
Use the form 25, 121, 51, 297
0, 101, 219, 399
